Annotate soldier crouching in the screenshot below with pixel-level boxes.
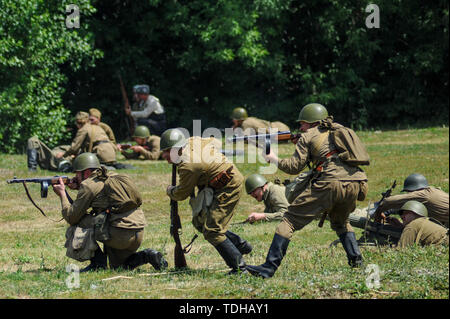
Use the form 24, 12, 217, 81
161, 129, 252, 274
52, 152, 167, 272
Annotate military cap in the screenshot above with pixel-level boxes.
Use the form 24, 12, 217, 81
399, 200, 428, 217
72, 152, 100, 172
402, 173, 428, 192
297, 103, 328, 123
89, 108, 102, 120
245, 174, 268, 194
160, 128, 187, 151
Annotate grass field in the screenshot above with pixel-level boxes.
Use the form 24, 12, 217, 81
0, 126, 448, 299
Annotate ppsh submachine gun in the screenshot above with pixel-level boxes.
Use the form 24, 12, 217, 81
6, 176, 75, 221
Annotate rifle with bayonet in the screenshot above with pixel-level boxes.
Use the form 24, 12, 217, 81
170, 165, 188, 269
6, 176, 76, 220
227, 130, 300, 155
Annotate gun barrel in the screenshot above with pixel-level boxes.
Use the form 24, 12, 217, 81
349, 214, 402, 239
6, 176, 70, 184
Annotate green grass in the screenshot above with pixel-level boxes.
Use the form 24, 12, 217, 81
0, 127, 448, 299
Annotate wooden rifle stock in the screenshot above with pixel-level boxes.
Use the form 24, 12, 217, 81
170, 165, 187, 269
118, 74, 135, 136
228, 130, 300, 155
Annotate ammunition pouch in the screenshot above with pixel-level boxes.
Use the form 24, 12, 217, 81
93, 210, 111, 242
209, 167, 233, 189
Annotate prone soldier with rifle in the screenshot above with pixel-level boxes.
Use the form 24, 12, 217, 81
117, 125, 162, 161
161, 129, 252, 274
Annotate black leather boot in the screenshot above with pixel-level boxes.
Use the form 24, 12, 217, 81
123, 249, 168, 270
27, 148, 38, 172
339, 232, 364, 268
247, 233, 290, 278
225, 230, 252, 255
214, 238, 247, 274
80, 248, 107, 272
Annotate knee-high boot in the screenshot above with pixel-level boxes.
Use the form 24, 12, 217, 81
339, 232, 364, 268
246, 233, 290, 279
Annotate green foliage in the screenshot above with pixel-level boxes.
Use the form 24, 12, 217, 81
0, 0, 102, 153
0, 0, 448, 152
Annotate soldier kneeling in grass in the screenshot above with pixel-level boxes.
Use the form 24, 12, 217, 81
52, 152, 167, 272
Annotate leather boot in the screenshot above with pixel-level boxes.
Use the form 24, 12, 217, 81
339, 232, 364, 268
123, 249, 168, 270
214, 238, 247, 274
27, 148, 38, 172
247, 233, 290, 278
80, 248, 107, 272
225, 230, 252, 255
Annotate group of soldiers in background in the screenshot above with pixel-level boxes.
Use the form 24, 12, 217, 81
23, 83, 448, 276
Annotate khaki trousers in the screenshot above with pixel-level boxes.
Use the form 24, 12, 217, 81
192, 170, 244, 246
276, 180, 367, 239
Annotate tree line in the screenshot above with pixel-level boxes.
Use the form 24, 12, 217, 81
1, 0, 448, 153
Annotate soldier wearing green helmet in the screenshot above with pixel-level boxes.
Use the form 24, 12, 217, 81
230, 107, 290, 135
379, 173, 449, 227
52, 152, 167, 272
247, 102, 369, 278
117, 125, 162, 160
396, 200, 448, 248
161, 128, 252, 274
244, 174, 289, 223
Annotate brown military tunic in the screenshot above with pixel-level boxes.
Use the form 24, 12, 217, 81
122, 136, 162, 160
61, 169, 147, 267
263, 182, 289, 221
167, 137, 244, 246
240, 117, 290, 134
64, 123, 116, 164
276, 124, 368, 238
98, 122, 117, 145
397, 217, 449, 248
378, 187, 449, 227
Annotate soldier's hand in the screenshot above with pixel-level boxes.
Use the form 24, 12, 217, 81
262, 149, 278, 164
166, 185, 175, 196
246, 212, 266, 224
130, 145, 144, 153
52, 177, 66, 197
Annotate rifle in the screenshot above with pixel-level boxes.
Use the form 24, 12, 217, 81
6, 176, 75, 220
118, 143, 150, 151
118, 74, 135, 137
373, 180, 397, 223
227, 130, 300, 155
170, 165, 187, 269
349, 213, 402, 246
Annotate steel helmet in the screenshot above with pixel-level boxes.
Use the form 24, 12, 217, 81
133, 125, 151, 138
160, 129, 187, 151
297, 103, 328, 123
231, 107, 248, 120
72, 152, 100, 172
245, 174, 268, 194
399, 200, 428, 217
402, 173, 428, 192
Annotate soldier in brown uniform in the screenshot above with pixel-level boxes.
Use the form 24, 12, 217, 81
244, 174, 289, 223
230, 107, 290, 135
247, 103, 369, 278
118, 125, 162, 160
52, 153, 167, 272
89, 108, 117, 145
26, 112, 116, 172
59, 111, 117, 166
396, 201, 448, 248
379, 174, 449, 227
161, 129, 252, 273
